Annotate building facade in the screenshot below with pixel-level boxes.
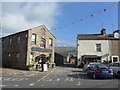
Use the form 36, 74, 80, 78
77, 28, 120, 66
2, 25, 55, 70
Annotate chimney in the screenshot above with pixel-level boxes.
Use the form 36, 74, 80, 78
101, 28, 106, 36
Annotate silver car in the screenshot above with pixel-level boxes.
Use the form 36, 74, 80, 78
108, 62, 120, 78
83, 62, 100, 73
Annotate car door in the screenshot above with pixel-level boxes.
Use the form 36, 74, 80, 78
88, 64, 95, 75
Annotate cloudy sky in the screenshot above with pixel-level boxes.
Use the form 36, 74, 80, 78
1, 0, 119, 47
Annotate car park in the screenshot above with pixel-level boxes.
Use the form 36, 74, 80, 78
108, 62, 120, 79
86, 64, 113, 79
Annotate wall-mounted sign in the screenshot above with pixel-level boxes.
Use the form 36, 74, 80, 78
31, 47, 52, 52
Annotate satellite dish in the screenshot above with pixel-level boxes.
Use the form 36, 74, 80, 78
114, 32, 120, 38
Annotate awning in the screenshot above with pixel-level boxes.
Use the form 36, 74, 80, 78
83, 55, 98, 58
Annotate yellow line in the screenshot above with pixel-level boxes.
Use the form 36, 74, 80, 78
29, 68, 56, 86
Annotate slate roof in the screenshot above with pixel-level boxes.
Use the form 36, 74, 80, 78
77, 34, 120, 40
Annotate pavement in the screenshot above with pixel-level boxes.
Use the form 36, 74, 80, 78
0, 64, 119, 88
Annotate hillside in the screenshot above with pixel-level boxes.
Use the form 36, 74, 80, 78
55, 47, 77, 55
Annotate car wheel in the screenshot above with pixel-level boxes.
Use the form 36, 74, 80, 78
92, 73, 97, 79
86, 71, 89, 75
117, 72, 120, 79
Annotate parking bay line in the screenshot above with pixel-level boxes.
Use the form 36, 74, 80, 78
29, 68, 56, 86
76, 73, 81, 86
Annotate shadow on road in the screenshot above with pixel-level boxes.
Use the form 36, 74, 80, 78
68, 73, 92, 80
60, 63, 76, 68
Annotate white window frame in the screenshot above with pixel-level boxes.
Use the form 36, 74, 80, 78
31, 34, 36, 44
17, 36, 20, 44
96, 44, 101, 52
112, 56, 119, 62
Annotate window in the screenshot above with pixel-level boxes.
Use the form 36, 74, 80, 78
96, 44, 101, 52
8, 53, 11, 61
49, 38, 53, 47
16, 53, 19, 61
40, 38, 46, 48
31, 34, 36, 44
17, 36, 20, 44
9, 38, 12, 46
41, 29, 45, 35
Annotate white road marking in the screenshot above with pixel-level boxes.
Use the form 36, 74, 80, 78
29, 83, 35, 86
57, 78, 60, 82
26, 74, 35, 77
76, 81, 81, 85
65, 78, 73, 82
19, 78, 24, 81
49, 79, 52, 81
0, 85, 6, 87
0, 84, 19, 87
4, 78, 10, 81
11, 78, 17, 81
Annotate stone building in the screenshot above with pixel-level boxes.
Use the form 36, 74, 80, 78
2, 25, 55, 70
77, 28, 120, 66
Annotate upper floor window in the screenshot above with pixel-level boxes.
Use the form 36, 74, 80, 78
17, 36, 20, 44
49, 38, 53, 47
41, 29, 45, 35
9, 38, 12, 46
96, 44, 101, 52
31, 34, 36, 44
40, 38, 46, 48
16, 53, 19, 61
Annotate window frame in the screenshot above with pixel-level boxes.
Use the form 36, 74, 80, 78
31, 34, 36, 44
40, 38, 46, 48
96, 44, 102, 52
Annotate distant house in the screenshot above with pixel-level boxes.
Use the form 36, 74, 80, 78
54, 53, 70, 66
54, 53, 64, 66
77, 28, 120, 66
2, 25, 55, 70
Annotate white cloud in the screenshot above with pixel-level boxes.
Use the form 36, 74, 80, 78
2, 2, 61, 36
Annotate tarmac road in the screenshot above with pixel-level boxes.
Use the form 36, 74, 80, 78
1, 63, 119, 88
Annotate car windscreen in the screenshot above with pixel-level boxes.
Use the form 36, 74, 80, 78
96, 64, 109, 69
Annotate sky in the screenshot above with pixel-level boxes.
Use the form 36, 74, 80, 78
1, 0, 119, 47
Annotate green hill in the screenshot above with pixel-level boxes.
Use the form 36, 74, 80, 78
55, 47, 77, 55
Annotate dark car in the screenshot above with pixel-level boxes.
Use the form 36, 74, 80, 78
86, 64, 113, 79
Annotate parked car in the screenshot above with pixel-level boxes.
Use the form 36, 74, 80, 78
108, 62, 120, 78
86, 64, 113, 79
83, 62, 100, 73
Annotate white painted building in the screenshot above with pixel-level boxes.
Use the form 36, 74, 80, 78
77, 28, 120, 66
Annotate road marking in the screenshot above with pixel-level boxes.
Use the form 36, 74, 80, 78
49, 79, 52, 81
26, 74, 35, 77
0, 84, 19, 87
29, 68, 56, 86
4, 78, 11, 81
76, 81, 81, 86
65, 78, 73, 82
57, 78, 60, 82
0, 85, 6, 87
11, 78, 17, 81
19, 78, 24, 81
76, 73, 81, 86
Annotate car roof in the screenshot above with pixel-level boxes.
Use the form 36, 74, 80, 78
89, 62, 100, 64
111, 62, 120, 64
